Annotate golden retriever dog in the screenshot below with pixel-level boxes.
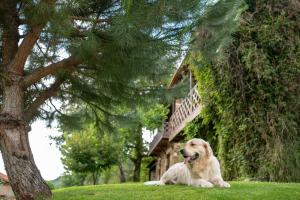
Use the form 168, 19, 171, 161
144, 138, 230, 188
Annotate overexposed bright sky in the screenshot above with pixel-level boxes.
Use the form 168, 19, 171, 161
0, 120, 153, 181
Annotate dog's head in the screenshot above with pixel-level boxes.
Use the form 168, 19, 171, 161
180, 138, 213, 164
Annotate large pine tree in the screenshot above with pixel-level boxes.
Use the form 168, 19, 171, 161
0, 0, 202, 199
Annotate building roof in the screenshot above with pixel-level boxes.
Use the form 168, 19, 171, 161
168, 64, 190, 88
0, 172, 9, 183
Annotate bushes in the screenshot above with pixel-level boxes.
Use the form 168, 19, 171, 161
46, 181, 55, 190
185, 0, 300, 182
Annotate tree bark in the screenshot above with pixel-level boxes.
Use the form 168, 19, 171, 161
22, 56, 80, 88
118, 164, 126, 183
0, 2, 52, 198
0, 78, 51, 200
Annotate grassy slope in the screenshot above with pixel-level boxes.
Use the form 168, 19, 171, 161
52, 182, 300, 200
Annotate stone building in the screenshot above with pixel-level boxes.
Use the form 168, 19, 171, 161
147, 63, 202, 181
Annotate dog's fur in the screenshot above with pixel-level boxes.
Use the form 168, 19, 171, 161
144, 138, 230, 188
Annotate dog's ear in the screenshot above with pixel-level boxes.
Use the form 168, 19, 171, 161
203, 142, 213, 157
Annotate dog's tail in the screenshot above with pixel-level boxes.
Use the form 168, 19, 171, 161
144, 181, 165, 186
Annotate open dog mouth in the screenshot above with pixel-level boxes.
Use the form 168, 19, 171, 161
183, 153, 199, 164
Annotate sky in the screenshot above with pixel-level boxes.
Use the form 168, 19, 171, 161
0, 120, 153, 181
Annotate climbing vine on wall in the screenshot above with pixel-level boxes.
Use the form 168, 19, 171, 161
185, 0, 300, 182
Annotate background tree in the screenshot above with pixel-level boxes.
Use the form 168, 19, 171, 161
141, 104, 169, 133
57, 102, 170, 183
60, 172, 86, 188
0, 0, 202, 198
60, 127, 119, 185
120, 124, 146, 182
114, 104, 170, 182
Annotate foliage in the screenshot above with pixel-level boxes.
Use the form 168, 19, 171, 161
18, 0, 203, 126
140, 156, 155, 182
60, 172, 86, 188
52, 182, 300, 200
46, 181, 55, 190
186, 0, 300, 182
100, 167, 115, 184
118, 123, 147, 182
194, 0, 247, 61
141, 104, 169, 132
50, 176, 63, 189
57, 103, 161, 184
60, 126, 120, 184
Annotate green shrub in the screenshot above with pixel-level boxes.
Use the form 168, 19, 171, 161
46, 181, 55, 190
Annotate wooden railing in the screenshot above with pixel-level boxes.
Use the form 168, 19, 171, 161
149, 122, 170, 155
168, 85, 201, 141
149, 85, 201, 154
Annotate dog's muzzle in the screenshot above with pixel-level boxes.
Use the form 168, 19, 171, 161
180, 149, 199, 164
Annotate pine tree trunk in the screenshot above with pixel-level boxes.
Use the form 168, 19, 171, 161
0, 80, 51, 200
118, 164, 126, 183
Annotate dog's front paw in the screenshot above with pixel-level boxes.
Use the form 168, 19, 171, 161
219, 181, 230, 188
200, 182, 214, 188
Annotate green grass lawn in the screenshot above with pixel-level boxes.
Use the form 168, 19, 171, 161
52, 182, 300, 200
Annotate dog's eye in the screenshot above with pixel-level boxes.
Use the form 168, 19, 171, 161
190, 142, 195, 146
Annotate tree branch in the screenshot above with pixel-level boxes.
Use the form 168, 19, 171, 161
8, 0, 55, 75
23, 57, 80, 88
9, 26, 44, 75
24, 78, 64, 122
48, 98, 64, 116
1, 0, 19, 67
